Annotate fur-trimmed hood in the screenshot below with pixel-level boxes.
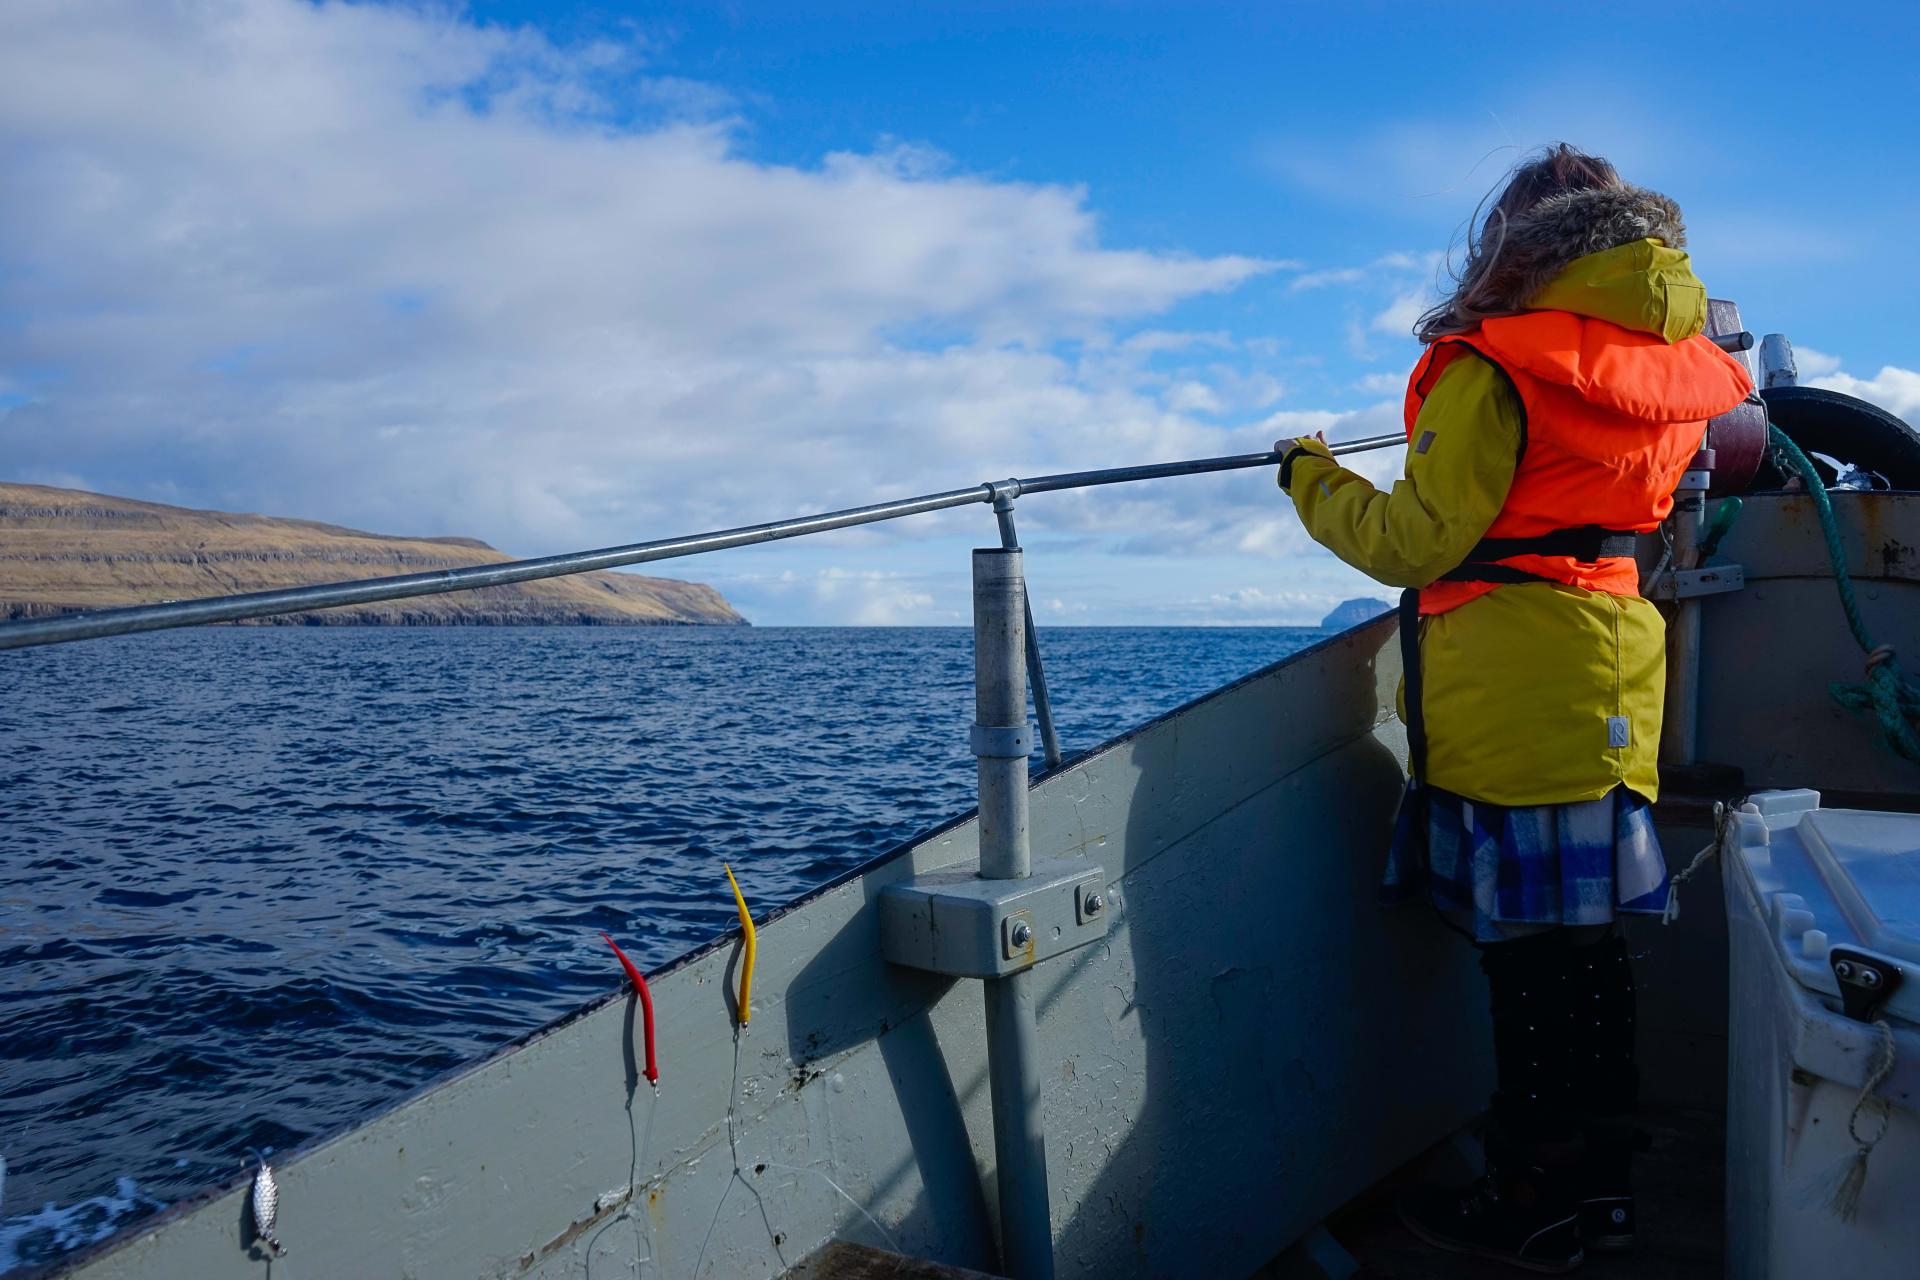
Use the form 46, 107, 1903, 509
1490, 184, 1687, 312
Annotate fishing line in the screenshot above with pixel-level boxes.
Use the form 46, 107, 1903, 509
689, 1031, 749, 1279
748, 1160, 901, 1257
584, 1080, 659, 1279
704, 1037, 899, 1268
691, 870, 765, 1277
637, 1089, 659, 1213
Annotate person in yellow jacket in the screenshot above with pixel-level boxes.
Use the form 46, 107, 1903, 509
1277, 144, 1751, 1273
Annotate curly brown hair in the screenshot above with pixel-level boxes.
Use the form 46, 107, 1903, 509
1415, 144, 1684, 344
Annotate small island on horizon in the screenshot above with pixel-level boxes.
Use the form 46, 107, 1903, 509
1320, 596, 1393, 630
0, 481, 746, 628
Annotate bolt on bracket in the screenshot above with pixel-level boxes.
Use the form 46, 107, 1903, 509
1002, 910, 1036, 962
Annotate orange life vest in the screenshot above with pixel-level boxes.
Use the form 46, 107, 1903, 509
1403, 310, 1753, 615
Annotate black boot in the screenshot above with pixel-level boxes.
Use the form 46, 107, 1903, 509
1565, 931, 1641, 1252
1397, 934, 1585, 1272
1575, 1117, 1639, 1252
1397, 1129, 1584, 1274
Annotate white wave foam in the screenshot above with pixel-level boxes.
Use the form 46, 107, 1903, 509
0, 1177, 162, 1275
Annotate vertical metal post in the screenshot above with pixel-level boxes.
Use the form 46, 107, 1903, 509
971, 548, 1055, 1280
989, 485, 1063, 770
1662, 450, 1713, 764
1759, 334, 1799, 389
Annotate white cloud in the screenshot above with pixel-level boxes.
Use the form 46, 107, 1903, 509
1115, 329, 1234, 357
1289, 267, 1367, 292
1164, 381, 1224, 414
703, 565, 964, 626
0, 0, 1276, 564
1290, 250, 1445, 294
850, 590, 938, 626
1809, 367, 1920, 423
1112, 563, 1400, 626
1199, 585, 1320, 614
1371, 291, 1427, 337
1258, 402, 1404, 489
1373, 250, 1447, 273
1282, 253, 1441, 362
1791, 346, 1843, 378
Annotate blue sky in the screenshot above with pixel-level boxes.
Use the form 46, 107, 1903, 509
465, 0, 1920, 369
2, 1, 1916, 624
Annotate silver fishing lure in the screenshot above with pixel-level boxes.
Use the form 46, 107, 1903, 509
250, 1160, 287, 1257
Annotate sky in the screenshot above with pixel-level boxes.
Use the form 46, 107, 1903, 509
2, 1, 1917, 626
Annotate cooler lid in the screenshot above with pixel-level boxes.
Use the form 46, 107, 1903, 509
1800, 808, 1920, 967
1728, 789, 1920, 1026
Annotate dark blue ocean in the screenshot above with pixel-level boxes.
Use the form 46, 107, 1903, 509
0, 625, 1325, 1271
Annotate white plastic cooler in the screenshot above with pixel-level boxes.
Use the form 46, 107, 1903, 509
1723, 789, 1920, 1279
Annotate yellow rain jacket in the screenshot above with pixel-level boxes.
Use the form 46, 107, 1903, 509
1282, 240, 1743, 806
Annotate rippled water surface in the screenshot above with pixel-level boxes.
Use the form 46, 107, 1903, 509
0, 624, 1326, 1270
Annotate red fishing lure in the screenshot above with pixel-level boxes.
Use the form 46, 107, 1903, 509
600, 932, 659, 1085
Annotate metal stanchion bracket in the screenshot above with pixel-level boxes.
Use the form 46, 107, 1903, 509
880, 858, 1109, 978
970, 723, 1034, 759
1650, 564, 1745, 601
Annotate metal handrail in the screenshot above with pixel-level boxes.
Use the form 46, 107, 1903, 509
0, 433, 1403, 651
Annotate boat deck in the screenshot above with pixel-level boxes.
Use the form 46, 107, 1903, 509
799, 1106, 1727, 1280
1317, 1106, 1725, 1279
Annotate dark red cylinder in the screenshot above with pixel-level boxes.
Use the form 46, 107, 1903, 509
1704, 299, 1768, 497
601, 932, 659, 1085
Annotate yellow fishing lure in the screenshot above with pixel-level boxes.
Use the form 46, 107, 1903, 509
724, 863, 756, 1025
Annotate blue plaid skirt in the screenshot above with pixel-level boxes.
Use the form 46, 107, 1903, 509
1380, 781, 1670, 942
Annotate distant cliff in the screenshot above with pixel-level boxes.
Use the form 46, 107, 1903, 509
0, 482, 747, 627
1320, 596, 1393, 630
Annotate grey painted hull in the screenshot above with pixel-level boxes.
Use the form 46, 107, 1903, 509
51, 490, 1920, 1279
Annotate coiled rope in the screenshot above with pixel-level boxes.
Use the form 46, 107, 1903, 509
1801, 1017, 1900, 1223
1767, 424, 1920, 764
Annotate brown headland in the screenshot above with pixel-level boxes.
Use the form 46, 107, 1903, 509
0, 482, 746, 627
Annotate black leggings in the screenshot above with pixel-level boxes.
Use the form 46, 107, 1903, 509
1477, 927, 1638, 1144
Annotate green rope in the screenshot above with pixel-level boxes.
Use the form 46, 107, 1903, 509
1766, 424, 1920, 763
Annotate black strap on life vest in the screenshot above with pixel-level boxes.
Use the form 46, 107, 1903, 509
1436, 524, 1639, 584
1398, 587, 1428, 786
